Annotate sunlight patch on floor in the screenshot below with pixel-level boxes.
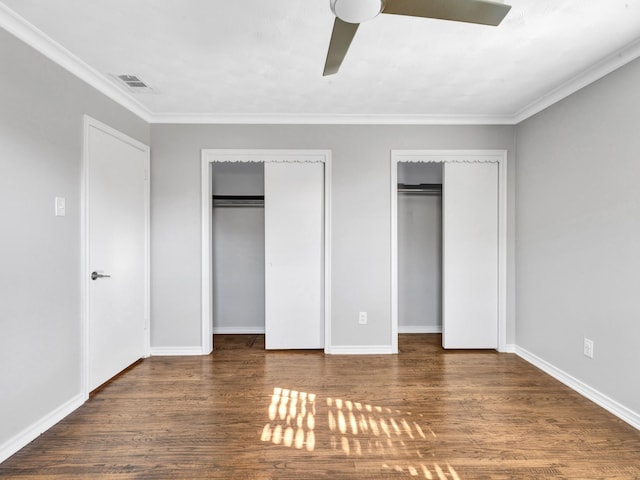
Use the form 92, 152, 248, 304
261, 387, 316, 452
326, 395, 456, 479
261, 387, 461, 479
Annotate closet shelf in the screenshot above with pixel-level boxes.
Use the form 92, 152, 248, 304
212, 195, 264, 207
397, 183, 442, 195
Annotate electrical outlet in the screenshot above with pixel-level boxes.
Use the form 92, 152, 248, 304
358, 312, 367, 325
583, 338, 594, 359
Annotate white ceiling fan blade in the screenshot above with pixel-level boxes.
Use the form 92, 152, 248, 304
323, 18, 360, 76
382, 0, 511, 26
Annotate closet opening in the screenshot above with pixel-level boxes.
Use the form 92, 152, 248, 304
391, 150, 507, 353
397, 162, 443, 336
212, 162, 266, 344
203, 150, 331, 353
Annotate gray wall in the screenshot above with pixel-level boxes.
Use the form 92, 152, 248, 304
397, 163, 443, 331
397, 162, 443, 185
516, 57, 640, 414
150, 125, 516, 349
211, 163, 265, 332
0, 30, 149, 450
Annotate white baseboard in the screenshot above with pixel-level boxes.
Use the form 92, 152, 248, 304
516, 346, 640, 431
326, 345, 394, 355
499, 343, 516, 353
398, 325, 442, 334
212, 326, 265, 334
0, 393, 85, 463
150, 346, 206, 356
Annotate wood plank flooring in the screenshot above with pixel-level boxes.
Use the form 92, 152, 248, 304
1, 334, 639, 479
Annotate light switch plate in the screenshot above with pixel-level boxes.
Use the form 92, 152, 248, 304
55, 197, 66, 217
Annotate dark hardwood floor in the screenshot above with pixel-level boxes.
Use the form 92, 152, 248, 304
1, 334, 639, 479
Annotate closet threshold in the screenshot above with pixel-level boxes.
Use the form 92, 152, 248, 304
213, 195, 265, 207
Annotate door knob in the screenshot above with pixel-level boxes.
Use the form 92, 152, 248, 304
91, 271, 111, 280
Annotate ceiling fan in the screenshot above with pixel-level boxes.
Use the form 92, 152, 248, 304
323, 0, 512, 75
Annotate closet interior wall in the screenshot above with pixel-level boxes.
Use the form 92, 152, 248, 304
211, 162, 265, 334
397, 162, 443, 333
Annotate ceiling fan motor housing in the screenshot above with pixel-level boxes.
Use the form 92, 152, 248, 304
330, 0, 385, 24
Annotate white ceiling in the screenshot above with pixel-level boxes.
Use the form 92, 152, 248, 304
2, 0, 640, 123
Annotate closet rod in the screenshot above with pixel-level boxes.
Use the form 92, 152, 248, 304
397, 183, 442, 195
212, 195, 264, 207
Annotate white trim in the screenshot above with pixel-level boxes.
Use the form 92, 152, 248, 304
144, 155, 151, 359
81, 115, 151, 398
516, 346, 640, 431
0, 4, 152, 123
0, 393, 84, 463
514, 36, 640, 123
323, 156, 333, 354
390, 155, 399, 353
150, 346, 206, 356
500, 343, 516, 354
2, 3, 640, 126
398, 325, 442, 334
327, 345, 395, 355
390, 150, 508, 353
201, 150, 332, 354
81, 119, 90, 400
150, 113, 516, 125
213, 327, 265, 335
201, 150, 332, 164
200, 156, 214, 354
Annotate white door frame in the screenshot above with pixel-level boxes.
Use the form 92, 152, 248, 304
201, 149, 332, 354
81, 115, 151, 399
390, 150, 508, 353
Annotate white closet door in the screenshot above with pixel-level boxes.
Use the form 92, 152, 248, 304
442, 162, 498, 349
264, 162, 324, 349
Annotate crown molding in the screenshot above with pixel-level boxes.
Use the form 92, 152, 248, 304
0, 3, 153, 123
514, 36, 640, 124
2, 3, 640, 127
149, 112, 517, 125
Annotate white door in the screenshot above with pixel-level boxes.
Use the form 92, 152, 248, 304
442, 162, 498, 349
86, 119, 148, 391
264, 162, 324, 349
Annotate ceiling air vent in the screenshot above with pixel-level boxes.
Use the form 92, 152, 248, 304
114, 74, 153, 93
